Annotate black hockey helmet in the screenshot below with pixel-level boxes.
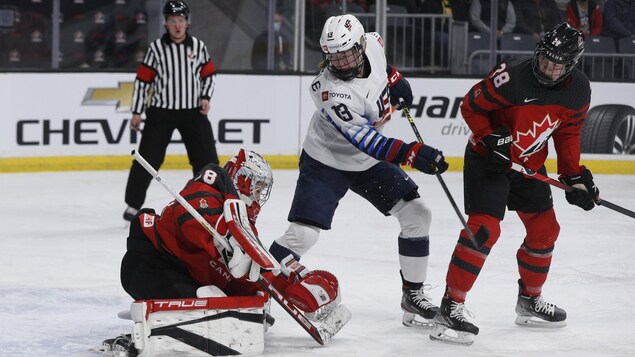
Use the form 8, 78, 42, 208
163, 1, 190, 22
532, 22, 584, 87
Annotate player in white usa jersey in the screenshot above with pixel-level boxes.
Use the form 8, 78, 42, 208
269, 14, 449, 328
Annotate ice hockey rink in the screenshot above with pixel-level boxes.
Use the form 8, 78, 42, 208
1, 168, 634, 357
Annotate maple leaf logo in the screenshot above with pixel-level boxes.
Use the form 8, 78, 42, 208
236, 174, 253, 198
514, 114, 560, 158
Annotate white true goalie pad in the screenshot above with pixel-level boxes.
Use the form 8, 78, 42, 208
129, 295, 268, 356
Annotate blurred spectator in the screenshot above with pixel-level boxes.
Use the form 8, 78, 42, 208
387, 0, 418, 12
470, 0, 516, 38
417, 0, 471, 66
419, 0, 471, 22
251, 12, 293, 70
602, 0, 635, 39
513, 0, 563, 42
565, 0, 604, 36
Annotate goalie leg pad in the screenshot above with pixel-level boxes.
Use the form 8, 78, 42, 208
283, 270, 339, 314
130, 296, 268, 356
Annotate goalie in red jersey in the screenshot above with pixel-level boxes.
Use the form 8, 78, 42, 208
429, 23, 601, 346
121, 148, 339, 307
105, 149, 342, 355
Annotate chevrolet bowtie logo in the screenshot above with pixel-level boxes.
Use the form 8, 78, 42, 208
82, 81, 134, 112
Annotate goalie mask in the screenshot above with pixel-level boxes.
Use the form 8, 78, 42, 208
319, 14, 366, 81
532, 22, 584, 87
224, 149, 273, 209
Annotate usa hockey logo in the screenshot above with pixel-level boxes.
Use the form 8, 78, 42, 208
514, 114, 561, 158
344, 19, 352, 31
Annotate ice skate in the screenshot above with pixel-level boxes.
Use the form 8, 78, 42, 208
92, 334, 137, 357
429, 296, 479, 346
515, 279, 566, 328
401, 282, 438, 328
122, 206, 138, 222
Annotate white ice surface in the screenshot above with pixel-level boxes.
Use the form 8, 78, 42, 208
1, 169, 634, 356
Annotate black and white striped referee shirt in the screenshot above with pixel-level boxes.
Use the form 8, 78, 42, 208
131, 33, 216, 114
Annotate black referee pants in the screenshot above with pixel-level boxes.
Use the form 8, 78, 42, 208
124, 107, 219, 209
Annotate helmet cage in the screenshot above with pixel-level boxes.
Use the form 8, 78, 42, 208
224, 149, 273, 207
532, 23, 584, 87
325, 39, 365, 81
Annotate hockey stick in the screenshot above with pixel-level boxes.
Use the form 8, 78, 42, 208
131, 150, 350, 345
510, 162, 635, 219
131, 150, 232, 251
399, 101, 490, 249
132, 150, 279, 269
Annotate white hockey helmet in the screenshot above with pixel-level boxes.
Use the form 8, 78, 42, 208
319, 14, 366, 80
224, 149, 273, 207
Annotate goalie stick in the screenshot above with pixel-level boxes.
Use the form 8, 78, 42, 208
399, 100, 490, 249
131, 150, 277, 270
511, 162, 635, 219
131, 150, 350, 345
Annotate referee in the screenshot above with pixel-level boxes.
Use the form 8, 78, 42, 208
123, 0, 219, 221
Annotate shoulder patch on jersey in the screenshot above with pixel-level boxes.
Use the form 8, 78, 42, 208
199, 198, 209, 209
366, 32, 383, 47
142, 213, 155, 228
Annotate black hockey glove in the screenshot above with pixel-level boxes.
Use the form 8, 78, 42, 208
387, 65, 413, 109
559, 166, 599, 211
403, 142, 449, 175
480, 127, 513, 174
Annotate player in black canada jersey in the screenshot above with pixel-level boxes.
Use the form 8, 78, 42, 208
429, 23, 602, 345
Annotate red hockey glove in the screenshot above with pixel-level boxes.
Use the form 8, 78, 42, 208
559, 166, 599, 211
386, 65, 413, 109
404, 142, 449, 175
480, 127, 513, 174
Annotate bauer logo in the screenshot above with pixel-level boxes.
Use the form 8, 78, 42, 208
322, 91, 329, 101
81, 81, 134, 112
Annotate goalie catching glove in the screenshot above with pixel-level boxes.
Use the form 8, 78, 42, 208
266, 255, 341, 321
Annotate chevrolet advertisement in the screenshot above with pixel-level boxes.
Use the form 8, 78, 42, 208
1, 73, 634, 172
